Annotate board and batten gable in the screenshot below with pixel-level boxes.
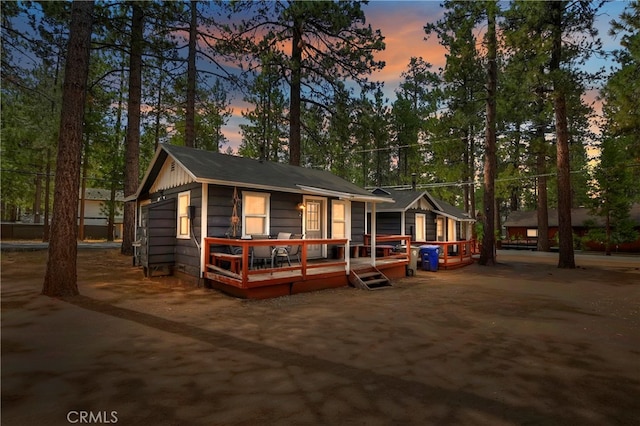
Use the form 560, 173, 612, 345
150, 156, 195, 194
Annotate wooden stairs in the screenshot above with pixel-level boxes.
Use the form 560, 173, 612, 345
349, 267, 393, 290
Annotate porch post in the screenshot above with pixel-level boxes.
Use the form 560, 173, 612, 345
370, 202, 377, 266
200, 183, 208, 277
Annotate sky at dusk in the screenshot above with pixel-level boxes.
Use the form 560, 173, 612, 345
221, 1, 631, 152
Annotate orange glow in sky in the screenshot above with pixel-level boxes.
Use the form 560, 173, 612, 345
221, 1, 627, 153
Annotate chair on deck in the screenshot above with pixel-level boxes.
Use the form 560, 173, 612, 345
250, 235, 274, 269
287, 233, 304, 263
273, 232, 292, 267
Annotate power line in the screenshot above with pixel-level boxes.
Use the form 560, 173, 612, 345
0, 168, 123, 185
370, 163, 640, 191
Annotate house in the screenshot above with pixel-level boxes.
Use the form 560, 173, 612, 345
0, 187, 123, 240
365, 188, 477, 269
368, 188, 475, 243
129, 144, 410, 298
79, 188, 124, 239
503, 204, 640, 252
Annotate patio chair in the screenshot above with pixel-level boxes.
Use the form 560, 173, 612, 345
287, 233, 304, 263
273, 232, 292, 267
250, 235, 275, 269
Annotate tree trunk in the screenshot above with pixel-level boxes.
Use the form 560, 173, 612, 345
185, 0, 197, 148
555, 94, 575, 268
78, 134, 89, 241
121, 2, 144, 257
42, 0, 94, 297
533, 78, 550, 252
605, 210, 611, 256
550, 0, 575, 268
107, 185, 116, 241
289, 17, 303, 166
43, 149, 51, 241
33, 173, 42, 224
479, 3, 497, 266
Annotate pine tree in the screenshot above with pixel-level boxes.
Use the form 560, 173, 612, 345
43, 0, 94, 297
231, 1, 385, 166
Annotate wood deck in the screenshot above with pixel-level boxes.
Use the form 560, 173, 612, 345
202, 236, 411, 299
202, 236, 477, 298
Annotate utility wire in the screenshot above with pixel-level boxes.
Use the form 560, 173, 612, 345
369, 163, 640, 191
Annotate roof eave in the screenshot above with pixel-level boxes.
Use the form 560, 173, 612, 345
297, 185, 394, 203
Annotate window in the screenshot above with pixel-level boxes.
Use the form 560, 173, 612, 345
331, 200, 347, 239
526, 228, 538, 238
306, 200, 321, 232
243, 192, 270, 236
415, 213, 426, 241
177, 191, 190, 238
436, 217, 445, 241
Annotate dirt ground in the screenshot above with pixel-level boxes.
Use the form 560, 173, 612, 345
2, 248, 639, 426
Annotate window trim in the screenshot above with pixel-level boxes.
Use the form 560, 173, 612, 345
177, 191, 191, 239
331, 199, 349, 239
415, 213, 426, 242
242, 191, 270, 237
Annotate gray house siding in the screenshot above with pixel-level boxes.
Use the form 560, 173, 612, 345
351, 202, 366, 243
366, 209, 438, 242
149, 182, 201, 277
140, 198, 176, 276
426, 211, 437, 240
207, 185, 304, 238
378, 212, 402, 235
270, 192, 303, 236
405, 211, 417, 239
143, 183, 379, 276
208, 185, 237, 237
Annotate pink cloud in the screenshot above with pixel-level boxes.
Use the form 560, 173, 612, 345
364, 2, 445, 92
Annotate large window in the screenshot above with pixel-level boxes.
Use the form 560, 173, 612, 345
243, 192, 270, 236
177, 191, 190, 238
331, 200, 347, 239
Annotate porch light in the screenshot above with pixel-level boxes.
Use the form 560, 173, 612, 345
297, 203, 305, 210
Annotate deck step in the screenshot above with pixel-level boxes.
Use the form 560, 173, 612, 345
349, 268, 393, 291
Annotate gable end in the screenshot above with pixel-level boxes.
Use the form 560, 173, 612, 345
150, 157, 195, 193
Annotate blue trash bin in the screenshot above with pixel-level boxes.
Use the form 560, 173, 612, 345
419, 245, 429, 270
419, 245, 439, 271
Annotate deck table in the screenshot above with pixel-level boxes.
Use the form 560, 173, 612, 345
211, 252, 242, 274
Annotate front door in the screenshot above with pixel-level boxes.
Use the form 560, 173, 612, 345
304, 197, 325, 258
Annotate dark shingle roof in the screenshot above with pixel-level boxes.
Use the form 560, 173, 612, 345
371, 188, 424, 211
136, 144, 392, 203
370, 188, 474, 221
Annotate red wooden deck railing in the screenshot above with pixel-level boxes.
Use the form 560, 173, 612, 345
367, 235, 478, 270
203, 237, 349, 289
420, 240, 477, 269
203, 235, 412, 290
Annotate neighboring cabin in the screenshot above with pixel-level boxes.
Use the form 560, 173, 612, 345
0, 188, 123, 240
80, 188, 124, 239
503, 204, 640, 252
368, 187, 475, 243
